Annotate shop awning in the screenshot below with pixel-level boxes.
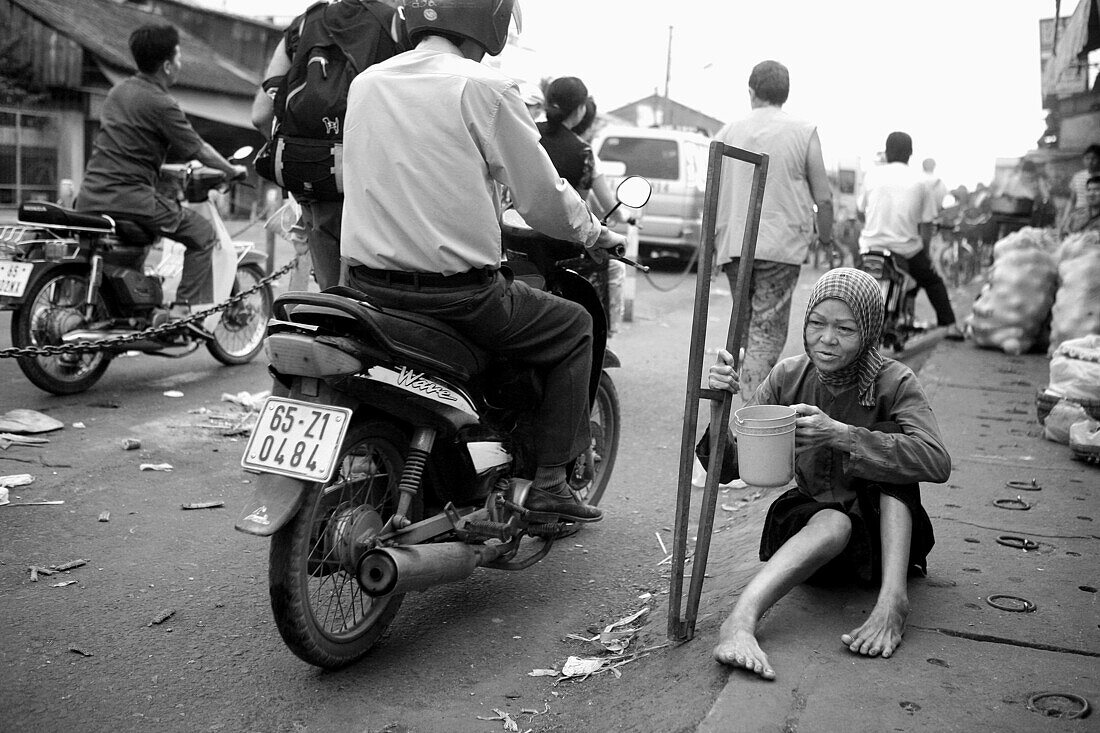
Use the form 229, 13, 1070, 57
1042, 0, 1100, 97
98, 64, 254, 131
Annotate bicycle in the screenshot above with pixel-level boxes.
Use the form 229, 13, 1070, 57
933, 221, 978, 288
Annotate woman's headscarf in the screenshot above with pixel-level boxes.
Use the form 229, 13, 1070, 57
803, 267, 885, 407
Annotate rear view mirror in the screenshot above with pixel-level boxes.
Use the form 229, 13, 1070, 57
616, 176, 651, 209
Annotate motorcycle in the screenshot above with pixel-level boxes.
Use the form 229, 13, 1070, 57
234, 176, 652, 669
858, 248, 935, 354
0, 147, 272, 394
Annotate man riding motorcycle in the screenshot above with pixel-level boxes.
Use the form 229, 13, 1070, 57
340, 0, 626, 522
76, 23, 247, 322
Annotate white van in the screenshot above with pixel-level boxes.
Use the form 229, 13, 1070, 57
590, 125, 711, 258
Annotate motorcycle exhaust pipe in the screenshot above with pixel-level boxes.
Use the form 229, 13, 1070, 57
358, 543, 504, 597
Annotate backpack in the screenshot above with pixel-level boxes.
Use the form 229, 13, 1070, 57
254, 0, 398, 200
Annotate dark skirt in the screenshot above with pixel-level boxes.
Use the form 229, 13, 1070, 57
759, 480, 935, 587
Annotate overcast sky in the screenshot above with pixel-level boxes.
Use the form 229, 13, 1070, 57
199, 0, 1069, 190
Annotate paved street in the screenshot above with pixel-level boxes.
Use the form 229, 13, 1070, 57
0, 237, 1096, 731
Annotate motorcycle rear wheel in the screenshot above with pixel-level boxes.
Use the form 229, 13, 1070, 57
581, 372, 621, 507
269, 420, 418, 669
206, 263, 271, 365
11, 270, 112, 395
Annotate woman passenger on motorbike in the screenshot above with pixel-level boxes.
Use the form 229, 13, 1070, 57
698, 267, 951, 680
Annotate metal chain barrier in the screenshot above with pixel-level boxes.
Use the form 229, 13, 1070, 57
0, 256, 299, 359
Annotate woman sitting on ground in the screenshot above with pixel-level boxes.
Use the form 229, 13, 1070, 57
699, 267, 951, 680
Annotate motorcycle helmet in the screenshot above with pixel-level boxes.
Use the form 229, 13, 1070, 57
400, 0, 521, 57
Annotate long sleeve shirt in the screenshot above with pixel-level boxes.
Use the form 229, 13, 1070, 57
746, 355, 951, 506
340, 42, 600, 275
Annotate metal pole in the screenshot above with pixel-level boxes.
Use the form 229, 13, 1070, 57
664, 25, 673, 127
667, 141, 769, 642
622, 218, 639, 322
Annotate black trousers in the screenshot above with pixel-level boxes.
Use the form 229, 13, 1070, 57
904, 248, 956, 327
346, 267, 593, 466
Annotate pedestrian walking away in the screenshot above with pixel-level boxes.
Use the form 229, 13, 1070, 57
697, 267, 951, 680
714, 59, 835, 398
251, 0, 404, 290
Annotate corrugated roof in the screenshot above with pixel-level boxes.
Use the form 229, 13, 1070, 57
11, 0, 257, 96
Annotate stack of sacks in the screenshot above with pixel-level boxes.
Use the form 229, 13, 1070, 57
1049, 231, 1100, 353
967, 229, 1058, 355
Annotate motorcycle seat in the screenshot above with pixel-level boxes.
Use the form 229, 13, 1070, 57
17, 202, 155, 246
277, 288, 490, 382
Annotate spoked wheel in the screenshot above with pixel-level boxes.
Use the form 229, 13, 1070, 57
269, 420, 417, 669
576, 372, 621, 507
206, 263, 271, 365
12, 270, 112, 394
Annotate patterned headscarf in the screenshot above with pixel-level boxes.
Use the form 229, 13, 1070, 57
803, 267, 885, 408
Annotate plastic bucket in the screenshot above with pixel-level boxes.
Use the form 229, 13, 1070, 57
734, 405, 796, 487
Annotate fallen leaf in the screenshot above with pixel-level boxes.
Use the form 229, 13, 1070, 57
139, 463, 173, 472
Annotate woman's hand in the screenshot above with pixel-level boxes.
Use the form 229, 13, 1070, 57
791, 403, 848, 453
707, 348, 741, 394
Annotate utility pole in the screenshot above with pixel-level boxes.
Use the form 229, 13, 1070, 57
664, 25, 673, 128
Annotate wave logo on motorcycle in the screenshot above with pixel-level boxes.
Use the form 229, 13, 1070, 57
375, 365, 474, 412
235, 177, 653, 669
0, 147, 273, 394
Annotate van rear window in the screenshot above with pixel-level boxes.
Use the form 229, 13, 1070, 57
598, 137, 679, 180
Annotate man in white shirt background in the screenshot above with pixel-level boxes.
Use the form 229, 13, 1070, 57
858, 132, 963, 340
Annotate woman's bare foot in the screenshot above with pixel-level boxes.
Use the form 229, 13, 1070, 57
713, 626, 776, 680
841, 593, 909, 658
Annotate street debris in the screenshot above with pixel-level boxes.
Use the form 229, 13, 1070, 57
163, 390, 184, 398
720, 490, 764, 512
51, 580, 77, 587
122, 439, 141, 451
221, 390, 270, 411
655, 531, 668, 555
72, 422, 86, 429
531, 608, 666, 682
0, 433, 49, 450
69, 646, 93, 657
3, 499, 64, 506
27, 565, 56, 581
476, 709, 519, 732
0, 473, 34, 488
0, 409, 64, 434
149, 609, 176, 626
98, 511, 110, 522
54, 559, 87, 571
139, 463, 173, 472
181, 501, 224, 510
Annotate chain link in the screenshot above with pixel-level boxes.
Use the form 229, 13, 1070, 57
0, 257, 299, 359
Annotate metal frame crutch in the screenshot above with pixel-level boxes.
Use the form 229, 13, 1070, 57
667, 140, 769, 642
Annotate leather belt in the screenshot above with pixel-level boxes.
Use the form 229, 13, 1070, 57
351, 266, 496, 288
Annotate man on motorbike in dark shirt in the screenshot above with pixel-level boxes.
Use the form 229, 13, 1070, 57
340, 0, 626, 522
76, 24, 246, 319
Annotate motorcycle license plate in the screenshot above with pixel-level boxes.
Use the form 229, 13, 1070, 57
0, 261, 33, 298
241, 398, 351, 483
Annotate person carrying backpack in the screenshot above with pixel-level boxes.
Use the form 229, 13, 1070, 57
251, 0, 405, 289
